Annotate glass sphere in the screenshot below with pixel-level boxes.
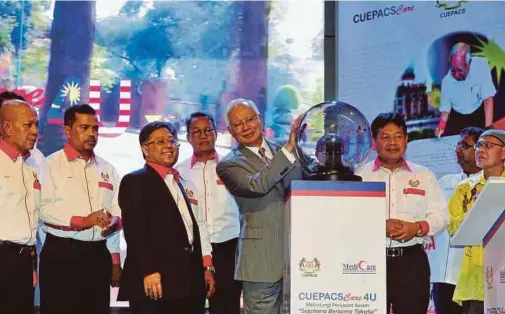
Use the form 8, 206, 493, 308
295, 101, 372, 180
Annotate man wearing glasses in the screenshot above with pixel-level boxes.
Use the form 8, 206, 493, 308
118, 121, 215, 313
448, 129, 505, 314
216, 98, 302, 314
436, 42, 496, 136
431, 126, 484, 314
177, 112, 241, 314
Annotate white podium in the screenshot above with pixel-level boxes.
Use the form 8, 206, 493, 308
451, 177, 505, 312
283, 180, 386, 314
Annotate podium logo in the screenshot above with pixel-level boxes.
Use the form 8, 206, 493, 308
486, 266, 494, 290
342, 261, 376, 274
299, 258, 321, 277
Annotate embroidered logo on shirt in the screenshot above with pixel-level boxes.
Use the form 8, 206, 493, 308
408, 179, 420, 187
33, 172, 41, 190
101, 172, 110, 182
186, 188, 195, 199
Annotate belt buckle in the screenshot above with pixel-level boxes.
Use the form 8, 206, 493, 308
387, 247, 403, 257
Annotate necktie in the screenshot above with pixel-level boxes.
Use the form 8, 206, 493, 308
166, 168, 180, 183
258, 147, 271, 165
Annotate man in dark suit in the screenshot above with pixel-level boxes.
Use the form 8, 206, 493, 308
216, 98, 302, 314
118, 121, 215, 314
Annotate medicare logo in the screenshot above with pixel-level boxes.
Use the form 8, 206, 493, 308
436, 0, 467, 18
342, 261, 376, 274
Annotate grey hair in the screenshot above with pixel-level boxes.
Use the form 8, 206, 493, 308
224, 98, 260, 127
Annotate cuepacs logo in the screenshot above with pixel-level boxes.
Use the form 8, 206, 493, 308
436, 0, 467, 18
342, 261, 376, 274
299, 258, 321, 277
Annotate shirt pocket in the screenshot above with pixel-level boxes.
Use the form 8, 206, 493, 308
402, 188, 426, 217
98, 181, 114, 208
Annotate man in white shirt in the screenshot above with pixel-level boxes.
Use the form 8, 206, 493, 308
217, 98, 302, 314
39, 104, 122, 314
431, 127, 483, 314
177, 112, 241, 314
357, 112, 448, 314
436, 42, 496, 136
0, 100, 40, 314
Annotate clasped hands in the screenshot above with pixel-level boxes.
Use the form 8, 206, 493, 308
386, 219, 421, 243
82, 209, 119, 237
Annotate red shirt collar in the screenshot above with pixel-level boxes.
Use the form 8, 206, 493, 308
0, 140, 31, 161
190, 151, 219, 168
63, 143, 94, 161
372, 157, 412, 172
147, 162, 180, 182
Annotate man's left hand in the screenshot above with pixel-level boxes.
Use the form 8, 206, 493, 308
111, 264, 122, 287
390, 221, 420, 243
204, 270, 215, 299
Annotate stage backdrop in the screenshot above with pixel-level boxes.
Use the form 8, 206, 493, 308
337, 2, 505, 313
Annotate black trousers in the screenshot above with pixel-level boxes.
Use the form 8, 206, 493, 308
462, 301, 484, 314
445, 104, 485, 136
129, 248, 206, 314
40, 233, 112, 314
433, 283, 462, 314
387, 244, 430, 314
209, 238, 242, 314
0, 243, 34, 314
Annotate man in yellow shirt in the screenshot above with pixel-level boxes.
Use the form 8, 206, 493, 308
448, 129, 505, 314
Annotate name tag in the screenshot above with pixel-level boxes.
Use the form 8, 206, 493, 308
98, 181, 113, 191
403, 188, 425, 196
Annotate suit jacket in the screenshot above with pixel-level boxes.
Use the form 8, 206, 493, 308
117, 164, 205, 303
216, 140, 302, 282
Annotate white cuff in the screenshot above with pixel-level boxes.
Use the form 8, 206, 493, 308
281, 147, 296, 164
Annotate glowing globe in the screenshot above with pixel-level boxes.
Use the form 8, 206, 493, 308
295, 101, 372, 181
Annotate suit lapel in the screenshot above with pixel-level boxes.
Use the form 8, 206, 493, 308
237, 145, 266, 172
144, 165, 193, 245
176, 180, 200, 242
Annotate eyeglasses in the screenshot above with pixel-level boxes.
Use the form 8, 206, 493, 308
379, 134, 404, 142
474, 141, 505, 150
144, 137, 180, 148
190, 128, 215, 138
231, 115, 259, 131
455, 141, 474, 151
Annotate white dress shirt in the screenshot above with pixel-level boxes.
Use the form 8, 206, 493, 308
177, 153, 240, 244
40, 145, 121, 256
147, 162, 212, 260
357, 158, 449, 248
164, 174, 194, 244
428, 171, 480, 284
440, 57, 496, 114
0, 141, 41, 245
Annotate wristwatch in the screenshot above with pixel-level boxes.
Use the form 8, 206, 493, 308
204, 265, 216, 273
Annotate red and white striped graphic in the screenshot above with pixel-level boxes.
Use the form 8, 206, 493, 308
89, 79, 132, 137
